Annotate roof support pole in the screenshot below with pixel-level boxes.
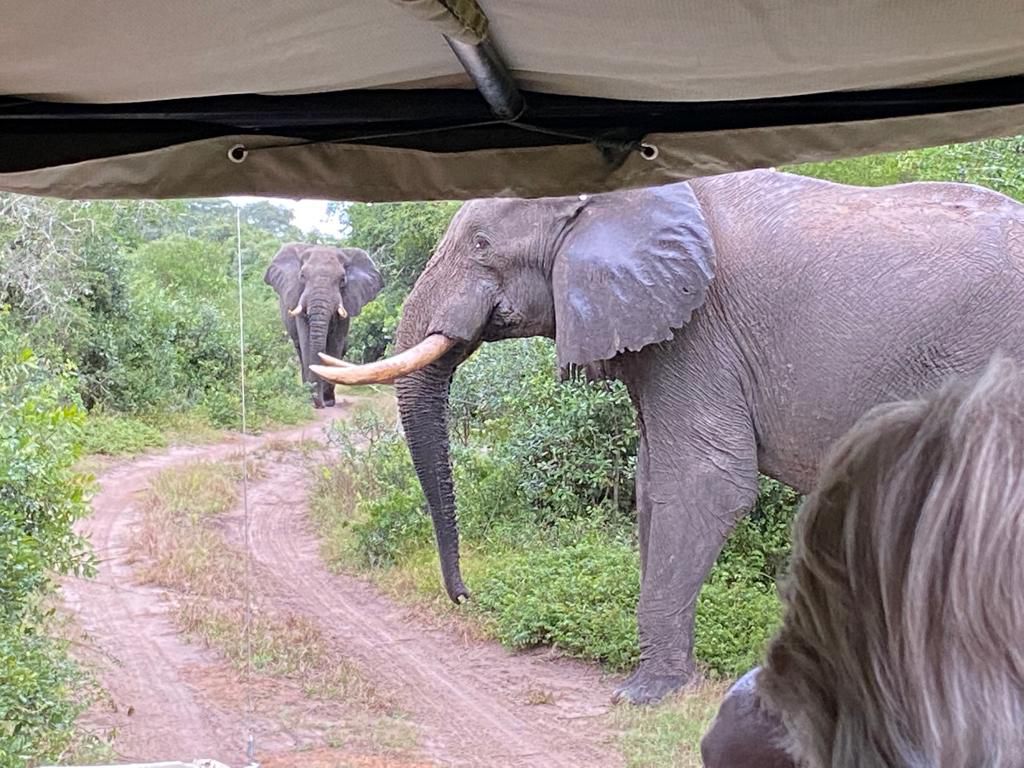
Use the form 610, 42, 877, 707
444, 36, 525, 120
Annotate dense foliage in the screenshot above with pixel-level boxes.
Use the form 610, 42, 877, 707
0, 196, 314, 434
0, 316, 94, 765
334, 201, 460, 362
0, 197, 318, 759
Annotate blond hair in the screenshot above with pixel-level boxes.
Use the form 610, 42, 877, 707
759, 357, 1024, 768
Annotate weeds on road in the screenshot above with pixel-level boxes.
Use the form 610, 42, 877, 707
177, 600, 385, 710
135, 460, 246, 599
133, 455, 406, 756
611, 682, 728, 768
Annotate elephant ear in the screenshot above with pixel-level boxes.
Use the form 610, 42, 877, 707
263, 243, 308, 296
338, 247, 384, 317
552, 182, 715, 368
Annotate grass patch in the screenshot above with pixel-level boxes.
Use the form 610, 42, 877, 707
82, 401, 323, 460
133, 455, 396, 728
81, 410, 167, 456
147, 460, 241, 518
57, 730, 119, 766
612, 682, 729, 768
177, 601, 384, 710
262, 437, 323, 457
134, 460, 245, 598
141, 409, 225, 445
326, 715, 419, 755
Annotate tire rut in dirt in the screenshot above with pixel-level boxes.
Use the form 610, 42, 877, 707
247, 454, 622, 768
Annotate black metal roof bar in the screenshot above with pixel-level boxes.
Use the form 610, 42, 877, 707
444, 36, 525, 121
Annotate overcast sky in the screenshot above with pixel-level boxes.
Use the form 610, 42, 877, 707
226, 196, 344, 237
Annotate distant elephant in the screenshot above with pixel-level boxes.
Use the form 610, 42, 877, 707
264, 243, 382, 407
311, 170, 1024, 703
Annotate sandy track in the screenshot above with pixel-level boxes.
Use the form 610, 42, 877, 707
63, 417, 337, 764
63, 403, 622, 767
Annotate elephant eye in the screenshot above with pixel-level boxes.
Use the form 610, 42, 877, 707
473, 233, 491, 252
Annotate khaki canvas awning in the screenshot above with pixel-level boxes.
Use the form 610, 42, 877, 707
2, 0, 1023, 201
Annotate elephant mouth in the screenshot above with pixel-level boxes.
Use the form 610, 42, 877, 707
310, 333, 456, 385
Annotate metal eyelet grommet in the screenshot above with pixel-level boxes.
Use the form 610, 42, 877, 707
227, 144, 249, 163
639, 143, 659, 161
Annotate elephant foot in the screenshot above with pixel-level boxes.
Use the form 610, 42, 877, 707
612, 667, 689, 705
324, 397, 336, 408
312, 399, 324, 409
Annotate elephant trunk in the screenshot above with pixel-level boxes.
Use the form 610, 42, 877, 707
306, 298, 332, 405
396, 361, 469, 603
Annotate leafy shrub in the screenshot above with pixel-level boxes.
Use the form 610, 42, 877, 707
344, 290, 403, 363
320, 409, 431, 567
80, 410, 167, 455
474, 539, 641, 670
694, 580, 783, 678
0, 314, 94, 763
453, 339, 637, 527
715, 476, 801, 588
451, 445, 532, 543
0, 631, 92, 768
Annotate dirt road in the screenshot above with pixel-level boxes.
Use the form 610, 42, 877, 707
63, 403, 622, 767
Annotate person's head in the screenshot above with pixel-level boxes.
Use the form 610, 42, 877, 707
759, 356, 1024, 767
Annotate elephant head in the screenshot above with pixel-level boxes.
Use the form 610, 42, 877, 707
265, 243, 383, 407
311, 184, 714, 599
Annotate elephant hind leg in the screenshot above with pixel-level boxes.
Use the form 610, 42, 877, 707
615, 407, 759, 705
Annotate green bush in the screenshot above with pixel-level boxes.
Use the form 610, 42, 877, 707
0, 631, 93, 768
0, 314, 95, 763
474, 539, 641, 670
453, 339, 637, 528
344, 291, 403, 363
715, 476, 801, 588
694, 580, 783, 678
80, 410, 167, 455
322, 409, 431, 567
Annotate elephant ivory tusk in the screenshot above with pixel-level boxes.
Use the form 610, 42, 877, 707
288, 304, 303, 316
317, 354, 397, 384
338, 301, 348, 319
318, 352, 354, 367
310, 334, 455, 385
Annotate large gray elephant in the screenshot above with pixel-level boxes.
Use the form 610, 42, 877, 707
311, 169, 1024, 703
264, 243, 382, 407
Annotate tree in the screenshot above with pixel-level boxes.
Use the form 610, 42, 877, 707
330, 201, 460, 361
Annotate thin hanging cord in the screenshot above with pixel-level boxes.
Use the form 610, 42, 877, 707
235, 206, 257, 765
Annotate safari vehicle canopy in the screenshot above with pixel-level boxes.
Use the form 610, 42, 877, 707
2, 0, 1022, 202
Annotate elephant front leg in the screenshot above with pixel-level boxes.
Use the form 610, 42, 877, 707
321, 381, 336, 408
614, 430, 757, 705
